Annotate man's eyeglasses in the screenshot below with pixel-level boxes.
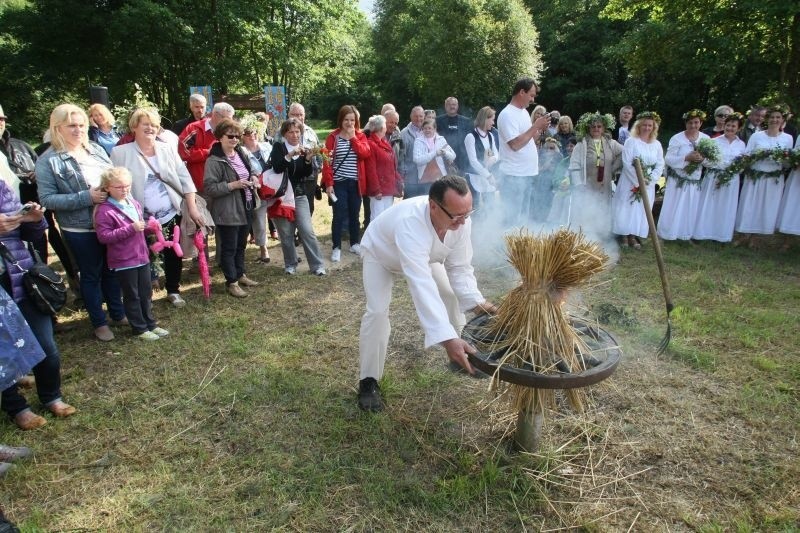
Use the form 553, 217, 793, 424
716, 113, 729, 119
433, 199, 475, 222
225, 134, 241, 140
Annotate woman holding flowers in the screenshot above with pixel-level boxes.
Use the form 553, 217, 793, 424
694, 113, 746, 242
734, 104, 793, 247
611, 111, 664, 248
658, 109, 717, 241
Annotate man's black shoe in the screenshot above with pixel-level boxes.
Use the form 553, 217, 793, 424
358, 377, 384, 412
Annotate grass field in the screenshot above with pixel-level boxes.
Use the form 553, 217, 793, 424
0, 205, 798, 531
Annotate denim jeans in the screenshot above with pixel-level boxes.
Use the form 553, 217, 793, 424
498, 174, 533, 228
216, 222, 250, 284
1, 299, 62, 417
62, 230, 125, 328
274, 196, 325, 272
331, 180, 361, 250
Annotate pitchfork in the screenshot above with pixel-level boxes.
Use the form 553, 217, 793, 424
633, 159, 673, 354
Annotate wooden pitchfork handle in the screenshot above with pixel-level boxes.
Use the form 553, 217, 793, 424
633, 159, 674, 314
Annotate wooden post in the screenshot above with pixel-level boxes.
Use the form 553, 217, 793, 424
514, 404, 544, 453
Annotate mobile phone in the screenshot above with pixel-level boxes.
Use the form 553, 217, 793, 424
15, 204, 33, 216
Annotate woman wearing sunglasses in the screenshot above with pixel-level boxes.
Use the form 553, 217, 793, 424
204, 118, 260, 298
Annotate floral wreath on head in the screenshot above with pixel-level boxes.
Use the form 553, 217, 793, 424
239, 113, 267, 140
766, 103, 791, 118
725, 112, 745, 127
636, 111, 661, 124
575, 111, 615, 140
543, 136, 562, 149
682, 109, 707, 122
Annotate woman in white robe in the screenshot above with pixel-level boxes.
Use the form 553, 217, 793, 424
734, 105, 793, 247
776, 135, 800, 249
611, 112, 664, 248
658, 109, 709, 241
694, 113, 746, 242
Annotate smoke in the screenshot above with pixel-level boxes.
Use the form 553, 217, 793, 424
471, 184, 620, 274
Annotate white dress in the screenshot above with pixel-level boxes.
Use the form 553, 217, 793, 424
612, 137, 664, 238
735, 131, 793, 234
777, 136, 800, 235
657, 131, 709, 240
694, 135, 746, 241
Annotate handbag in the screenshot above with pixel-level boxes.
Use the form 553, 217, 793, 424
420, 160, 443, 183
258, 167, 289, 200
0, 241, 67, 315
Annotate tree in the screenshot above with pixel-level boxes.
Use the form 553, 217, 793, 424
601, 0, 800, 129
0, 0, 368, 137
524, 0, 629, 120
373, 0, 543, 115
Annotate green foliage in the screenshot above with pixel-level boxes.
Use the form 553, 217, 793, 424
373, 0, 543, 113
600, 0, 799, 130
0, 0, 367, 136
525, 0, 630, 119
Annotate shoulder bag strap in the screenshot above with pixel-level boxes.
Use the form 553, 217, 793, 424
332, 138, 353, 176
137, 150, 186, 199
0, 240, 25, 272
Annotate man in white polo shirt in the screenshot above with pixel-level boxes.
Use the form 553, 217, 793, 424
497, 78, 550, 226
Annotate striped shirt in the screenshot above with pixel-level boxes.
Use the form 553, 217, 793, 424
333, 136, 358, 181
227, 152, 252, 204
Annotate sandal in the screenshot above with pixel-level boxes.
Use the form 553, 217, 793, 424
255, 257, 271, 264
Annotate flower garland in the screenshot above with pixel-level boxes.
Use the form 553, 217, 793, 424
712, 147, 800, 188
575, 111, 615, 140
666, 137, 722, 188
682, 109, 707, 122
636, 111, 661, 124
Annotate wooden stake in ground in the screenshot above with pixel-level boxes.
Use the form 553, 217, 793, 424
488, 229, 609, 452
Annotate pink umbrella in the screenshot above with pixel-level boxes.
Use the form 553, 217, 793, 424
194, 232, 211, 299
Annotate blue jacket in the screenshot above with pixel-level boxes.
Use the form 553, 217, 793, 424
35, 143, 111, 230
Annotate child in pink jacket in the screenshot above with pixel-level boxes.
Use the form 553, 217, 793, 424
94, 167, 168, 341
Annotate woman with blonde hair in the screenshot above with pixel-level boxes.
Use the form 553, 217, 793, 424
110, 107, 205, 307
530, 105, 547, 148
88, 103, 121, 155
611, 111, 665, 248
36, 103, 125, 341
554, 115, 575, 156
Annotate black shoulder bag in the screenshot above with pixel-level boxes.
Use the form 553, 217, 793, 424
0, 241, 67, 315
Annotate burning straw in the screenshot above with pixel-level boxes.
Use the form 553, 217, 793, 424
487, 229, 608, 448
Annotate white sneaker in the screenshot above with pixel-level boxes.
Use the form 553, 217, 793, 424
285, 266, 297, 275
331, 248, 341, 262
138, 331, 160, 341
151, 327, 169, 337
313, 268, 327, 276
350, 243, 362, 255
167, 293, 186, 308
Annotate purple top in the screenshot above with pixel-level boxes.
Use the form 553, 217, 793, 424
0, 181, 47, 302
94, 198, 151, 270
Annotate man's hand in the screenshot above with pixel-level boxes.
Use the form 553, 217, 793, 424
441, 338, 476, 375
470, 301, 498, 315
